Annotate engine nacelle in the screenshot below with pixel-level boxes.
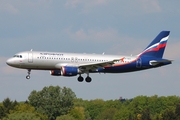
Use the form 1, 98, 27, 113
50, 70, 61, 76
61, 66, 80, 76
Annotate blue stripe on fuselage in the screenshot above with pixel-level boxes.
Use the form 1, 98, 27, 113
95, 56, 171, 73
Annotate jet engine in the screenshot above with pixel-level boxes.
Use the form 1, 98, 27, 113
61, 66, 81, 76
50, 70, 61, 76
50, 66, 81, 77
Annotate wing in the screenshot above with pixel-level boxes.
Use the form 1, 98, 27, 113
78, 59, 120, 71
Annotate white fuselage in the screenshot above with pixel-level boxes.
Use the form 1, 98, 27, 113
7, 51, 137, 71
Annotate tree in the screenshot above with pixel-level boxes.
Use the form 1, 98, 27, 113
104, 100, 123, 110
86, 99, 105, 120
10, 103, 35, 113
69, 106, 85, 120
154, 114, 162, 120
3, 112, 41, 120
141, 108, 151, 120
56, 115, 75, 120
114, 109, 134, 120
0, 106, 6, 119
2, 98, 18, 114
0, 98, 18, 119
28, 86, 76, 120
73, 98, 91, 119
129, 96, 149, 115
162, 109, 176, 120
175, 104, 180, 120
9, 103, 48, 120
96, 108, 118, 120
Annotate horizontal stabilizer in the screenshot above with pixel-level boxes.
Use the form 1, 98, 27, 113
150, 59, 172, 66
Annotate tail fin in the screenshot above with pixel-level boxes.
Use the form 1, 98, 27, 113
139, 31, 170, 58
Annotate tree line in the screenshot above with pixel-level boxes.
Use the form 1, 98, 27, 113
0, 85, 180, 120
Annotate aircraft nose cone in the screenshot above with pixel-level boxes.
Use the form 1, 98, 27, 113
6, 58, 13, 66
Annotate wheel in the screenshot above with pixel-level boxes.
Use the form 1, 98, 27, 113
78, 76, 84, 82
85, 76, 92, 83
26, 75, 30, 79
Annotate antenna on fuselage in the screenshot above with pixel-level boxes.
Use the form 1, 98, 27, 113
30, 49, 33, 51
102, 52, 105, 55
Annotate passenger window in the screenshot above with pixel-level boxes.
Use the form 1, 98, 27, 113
20, 55, 22, 58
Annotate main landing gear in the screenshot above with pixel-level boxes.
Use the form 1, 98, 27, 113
85, 76, 92, 83
77, 74, 92, 83
26, 69, 31, 79
77, 75, 84, 82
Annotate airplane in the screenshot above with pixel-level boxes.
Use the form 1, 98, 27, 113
6, 31, 172, 82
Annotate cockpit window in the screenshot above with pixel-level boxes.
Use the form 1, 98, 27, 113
13, 55, 18, 57
13, 55, 22, 58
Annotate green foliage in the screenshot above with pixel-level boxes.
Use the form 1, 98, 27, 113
28, 86, 76, 120
148, 95, 179, 115
0, 106, 6, 119
10, 103, 35, 113
73, 98, 87, 107
3, 112, 41, 120
73, 98, 91, 119
104, 100, 123, 109
0, 98, 18, 119
96, 108, 118, 120
9, 103, 48, 120
129, 95, 149, 115
124, 95, 180, 120
86, 99, 105, 120
1, 86, 180, 120
3, 98, 18, 114
175, 104, 180, 120
69, 106, 85, 120
56, 115, 76, 120
162, 108, 176, 120
114, 108, 134, 120
141, 108, 151, 120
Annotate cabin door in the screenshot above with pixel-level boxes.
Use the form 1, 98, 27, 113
28, 52, 33, 63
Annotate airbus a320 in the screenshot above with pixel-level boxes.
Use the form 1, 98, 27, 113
6, 31, 172, 82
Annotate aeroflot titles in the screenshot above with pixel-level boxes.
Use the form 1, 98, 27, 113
40, 52, 64, 56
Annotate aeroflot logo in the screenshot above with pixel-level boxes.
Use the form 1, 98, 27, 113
143, 36, 168, 52
40, 53, 64, 56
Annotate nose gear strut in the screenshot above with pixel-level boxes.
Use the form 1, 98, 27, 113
26, 69, 31, 79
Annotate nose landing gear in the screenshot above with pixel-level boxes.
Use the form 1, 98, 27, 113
26, 69, 31, 79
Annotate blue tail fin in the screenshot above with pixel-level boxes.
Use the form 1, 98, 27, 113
139, 31, 170, 58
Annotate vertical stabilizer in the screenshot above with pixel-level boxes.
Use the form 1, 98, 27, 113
139, 31, 170, 58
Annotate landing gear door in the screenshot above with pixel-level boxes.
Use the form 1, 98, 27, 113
28, 52, 33, 63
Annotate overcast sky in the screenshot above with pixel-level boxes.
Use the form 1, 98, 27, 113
0, 0, 180, 101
